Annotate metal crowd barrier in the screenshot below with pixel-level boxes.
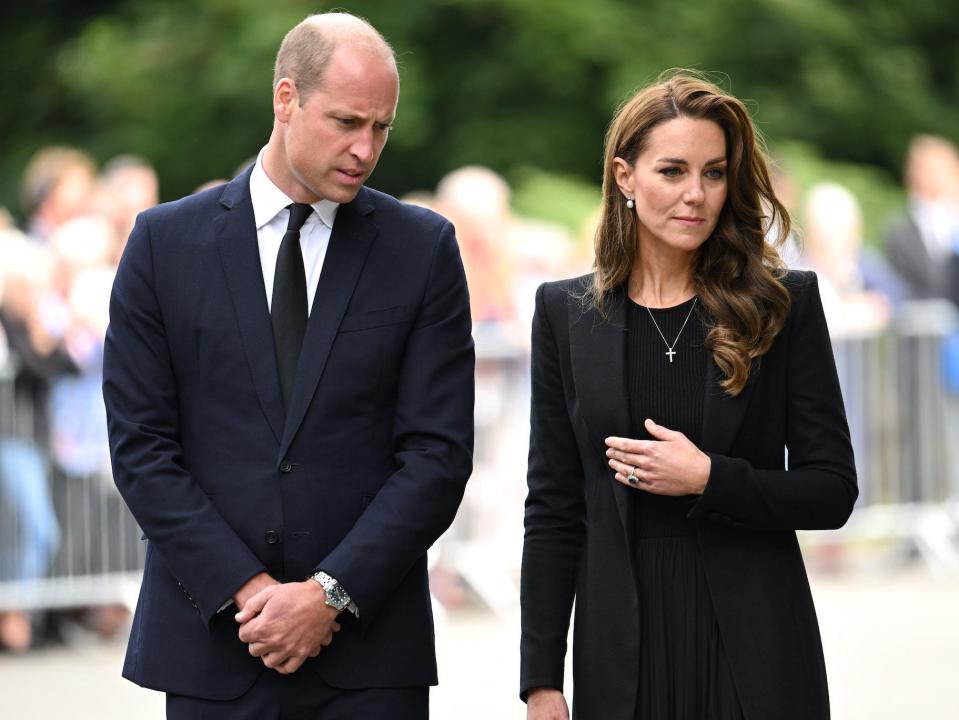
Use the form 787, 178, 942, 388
0, 357, 143, 613
801, 300, 959, 575
1, 302, 958, 618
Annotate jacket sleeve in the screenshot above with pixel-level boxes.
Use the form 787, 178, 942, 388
689, 272, 859, 531
520, 282, 586, 700
103, 212, 266, 625
317, 221, 474, 627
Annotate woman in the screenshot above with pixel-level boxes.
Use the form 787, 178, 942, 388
520, 73, 857, 720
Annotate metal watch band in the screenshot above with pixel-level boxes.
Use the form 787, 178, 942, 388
310, 571, 358, 616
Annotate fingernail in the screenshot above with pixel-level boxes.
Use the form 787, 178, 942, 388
605, 449, 613, 456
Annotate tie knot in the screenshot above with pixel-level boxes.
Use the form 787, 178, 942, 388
285, 203, 314, 233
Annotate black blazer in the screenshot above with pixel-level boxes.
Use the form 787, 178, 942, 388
520, 270, 857, 719
103, 170, 474, 700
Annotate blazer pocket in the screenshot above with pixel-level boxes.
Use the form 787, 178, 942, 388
338, 304, 415, 333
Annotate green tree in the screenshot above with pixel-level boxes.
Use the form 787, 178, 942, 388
2, 0, 956, 226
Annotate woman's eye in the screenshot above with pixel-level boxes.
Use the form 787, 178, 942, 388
706, 168, 726, 180
659, 167, 682, 178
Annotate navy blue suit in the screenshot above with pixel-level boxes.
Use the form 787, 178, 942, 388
103, 169, 474, 700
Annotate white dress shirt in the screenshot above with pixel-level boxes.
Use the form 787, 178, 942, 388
221, 151, 357, 617
249, 148, 339, 315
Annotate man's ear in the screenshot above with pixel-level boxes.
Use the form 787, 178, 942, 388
273, 78, 298, 123
611, 157, 635, 198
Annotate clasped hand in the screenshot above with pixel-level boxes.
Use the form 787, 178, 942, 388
234, 578, 341, 675
605, 418, 710, 495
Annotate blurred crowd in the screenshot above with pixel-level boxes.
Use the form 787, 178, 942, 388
2, 133, 959, 652
788, 135, 959, 335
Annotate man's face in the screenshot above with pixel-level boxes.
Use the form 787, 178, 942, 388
278, 45, 399, 204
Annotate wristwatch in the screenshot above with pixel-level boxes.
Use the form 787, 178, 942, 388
310, 571, 359, 617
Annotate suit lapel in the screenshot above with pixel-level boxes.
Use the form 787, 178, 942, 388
569, 284, 758, 543
568, 285, 634, 540
214, 170, 285, 444
700, 353, 758, 456
279, 190, 377, 458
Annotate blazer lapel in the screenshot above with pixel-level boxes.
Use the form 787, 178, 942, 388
279, 190, 377, 458
568, 285, 634, 541
214, 170, 285, 444
700, 354, 758, 456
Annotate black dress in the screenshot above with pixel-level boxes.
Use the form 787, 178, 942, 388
625, 297, 744, 720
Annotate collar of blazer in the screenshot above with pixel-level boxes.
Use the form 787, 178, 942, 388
567, 282, 758, 535
214, 168, 379, 457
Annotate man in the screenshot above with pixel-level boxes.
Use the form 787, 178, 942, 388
885, 134, 959, 306
103, 12, 474, 719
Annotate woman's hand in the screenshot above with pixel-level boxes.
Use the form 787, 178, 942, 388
606, 419, 710, 495
527, 688, 569, 720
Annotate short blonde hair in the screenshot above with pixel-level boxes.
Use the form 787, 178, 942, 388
272, 12, 395, 104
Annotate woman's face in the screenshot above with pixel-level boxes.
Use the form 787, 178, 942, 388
614, 116, 728, 258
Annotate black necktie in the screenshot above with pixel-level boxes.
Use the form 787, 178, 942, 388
272, 202, 313, 411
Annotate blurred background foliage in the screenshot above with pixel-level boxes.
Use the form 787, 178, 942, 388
2, 0, 958, 245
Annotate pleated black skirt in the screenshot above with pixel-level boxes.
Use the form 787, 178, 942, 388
634, 532, 744, 720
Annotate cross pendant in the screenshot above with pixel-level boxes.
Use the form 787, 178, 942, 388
666, 348, 676, 363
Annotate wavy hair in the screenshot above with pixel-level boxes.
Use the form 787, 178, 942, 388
587, 71, 790, 396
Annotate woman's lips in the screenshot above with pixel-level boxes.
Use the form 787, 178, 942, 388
673, 216, 705, 226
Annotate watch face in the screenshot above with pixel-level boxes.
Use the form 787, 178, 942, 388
325, 584, 349, 610
313, 572, 350, 611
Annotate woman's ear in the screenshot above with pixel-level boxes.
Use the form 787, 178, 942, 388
612, 157, 634, 199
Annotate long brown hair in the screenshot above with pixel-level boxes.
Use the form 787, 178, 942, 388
588, 71, 790, 396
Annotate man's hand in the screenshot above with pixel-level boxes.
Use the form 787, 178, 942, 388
233, 572, 280, 611
527, 688, 569, 720
235, 580, 341, 674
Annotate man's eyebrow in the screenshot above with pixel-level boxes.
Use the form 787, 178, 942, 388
657, 156, 727, 165
327, 110, 395, 125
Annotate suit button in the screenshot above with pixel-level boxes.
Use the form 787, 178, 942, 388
264, 530, 281, 545
279, 461, 293, 474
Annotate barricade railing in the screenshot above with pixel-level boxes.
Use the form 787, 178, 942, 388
800, 300, 959, 575
1, 303, 957, 618
0, 357, 144, 613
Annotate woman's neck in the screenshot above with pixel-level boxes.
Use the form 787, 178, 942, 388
628, 247, 697, 308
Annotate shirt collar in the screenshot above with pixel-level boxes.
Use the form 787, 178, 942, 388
249, 147, 339, 230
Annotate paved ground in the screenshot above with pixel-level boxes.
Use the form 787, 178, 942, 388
1, 567, 957, 719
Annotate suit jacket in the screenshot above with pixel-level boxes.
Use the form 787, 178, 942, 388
886, 215, 953, 301
520, 270, 857, 720
103, 169, 474, 700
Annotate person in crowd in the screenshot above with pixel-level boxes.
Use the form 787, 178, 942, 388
93, 155, 159, 264
799, 181, 906, 336
768, 159, 801, 266
436, 166, 518, 337
885, 134, 959, 305
0, 231, 74, 652
520, 73, 857, 720
20, 147, 96, 244
102, 11, 473, 719
44, 214, 135, 639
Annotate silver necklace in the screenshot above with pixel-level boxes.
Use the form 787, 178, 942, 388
645, 297, 698, 363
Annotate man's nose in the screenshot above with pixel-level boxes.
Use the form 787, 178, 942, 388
351, 129, 375, 165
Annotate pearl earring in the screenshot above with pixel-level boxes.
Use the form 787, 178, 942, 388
626, 197, 635, 209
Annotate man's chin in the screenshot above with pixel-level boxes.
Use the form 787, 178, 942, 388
323, 184, 364, 205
